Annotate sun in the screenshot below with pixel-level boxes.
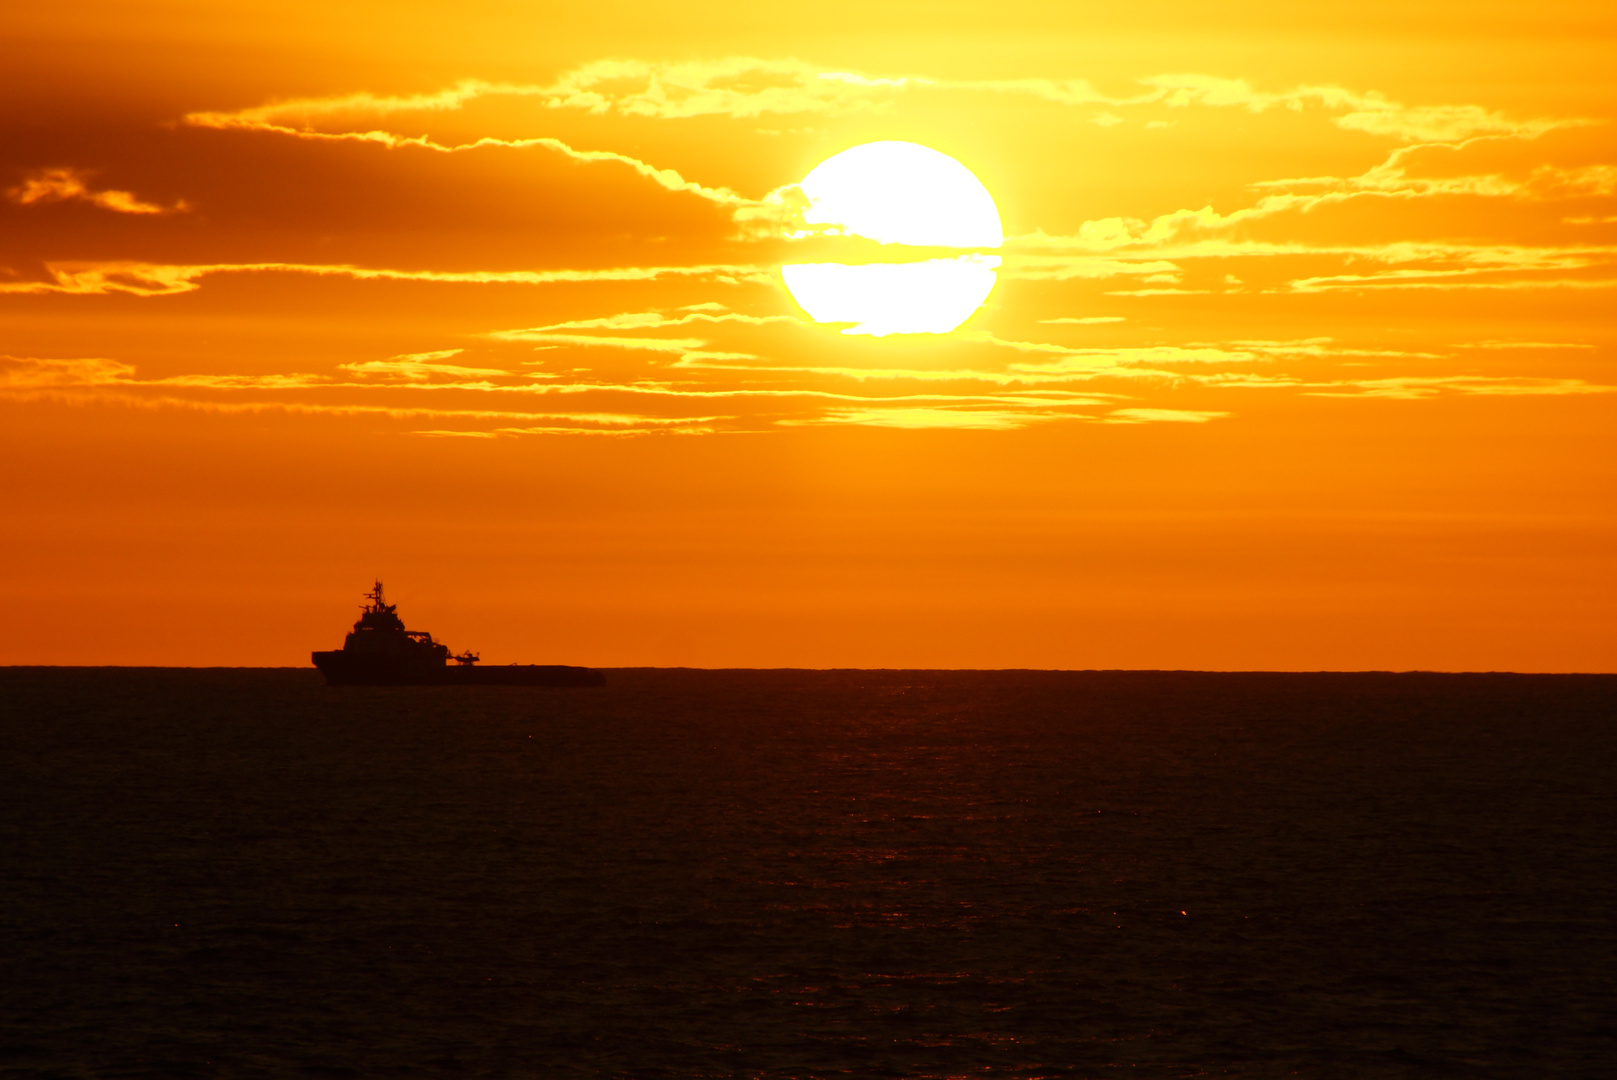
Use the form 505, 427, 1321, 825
781, 142, 1003, 336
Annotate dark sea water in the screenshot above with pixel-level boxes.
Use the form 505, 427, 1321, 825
1, 668, 1613, 1079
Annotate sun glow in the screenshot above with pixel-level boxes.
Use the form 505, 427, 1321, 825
781, 142, 1002, 336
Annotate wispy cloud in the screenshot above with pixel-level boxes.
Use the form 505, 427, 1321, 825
184, 101, 753, 208
1007, 218, 1617, 295
1000, 130, 1617, 300
171, 64, 1611, 278
1104, 407, 1228, 424
6, 167, 188, 215
15, 62, 1610, 440
0, 355, 137, 387
505, 310, 802, 333
798, 402, 1227, 430
792, 406, 1075, 430
1105, 287, 1211, 296
1138, 73, 1587, 143
1302, 376, 1617, 399
182, 63, 1098, 129
1289, 270, 1617, 292
177, 64, 1595, 252
199, 63, 1583, 147
338, 350, 512, 381
417, 413, 727, 437
1456, 340, 1595, 350
0, 260, 771, 297
1252, 151, 1617, 207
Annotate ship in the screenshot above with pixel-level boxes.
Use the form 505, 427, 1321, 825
311, 581, 605, 687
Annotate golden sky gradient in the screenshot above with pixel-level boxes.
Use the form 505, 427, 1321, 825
3, 1, 1614, 669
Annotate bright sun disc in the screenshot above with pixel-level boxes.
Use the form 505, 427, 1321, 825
781, 141, 1002, 336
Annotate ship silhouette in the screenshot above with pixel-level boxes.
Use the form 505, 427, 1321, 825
312, 581, 604, 687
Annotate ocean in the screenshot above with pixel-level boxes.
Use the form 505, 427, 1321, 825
1, 668, 1613, 1078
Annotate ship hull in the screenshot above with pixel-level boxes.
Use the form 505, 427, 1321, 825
312, 651, 604, 687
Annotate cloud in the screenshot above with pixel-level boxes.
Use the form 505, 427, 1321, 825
3, 339, 1124, 422
549, 59, 904, 119
1140, 74, 1583, 143
1333, 105, 1574, 144
155, 373, 330, 390
184, 104, 751, 208
245, 61, 1095, 125
1010, 211, 1287, 256
1003, 254, 1182, 282
1456, 340, 1595, 350
339, 350, 512, 381
487, 307, 972, 370
0, 260, 771, 297
176, 64, 1603, 258
188, 89, 821, 240
503, 333, 714, 355
5, 167, 188, 214
417, 413, 727, 438
0, 355, 526, 418
1303, 376, 1617, 399
512, 310, 801, 333
1007, 143, 1617, 294
16, 46, 1612, 441
1288, 270, 1617, 293
1252, 150, 1617, 209
1104, 287, 1211, 296
178, 64, 1592, 233
218, 63, 1585, 147
1005, 343, 1248, 367
9, 300, 1607, 438
793, 406, 1075, 430
673, 350, 1135, 387
1007, 211, 1617, 296
1104, 408, 1228, 424
0, 355, 137, 387
0, 356, 332, 394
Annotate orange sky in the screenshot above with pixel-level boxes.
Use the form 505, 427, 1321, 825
2, 1, 1614, 670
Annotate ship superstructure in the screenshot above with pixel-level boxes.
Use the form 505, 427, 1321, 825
311, 581, 602, 687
